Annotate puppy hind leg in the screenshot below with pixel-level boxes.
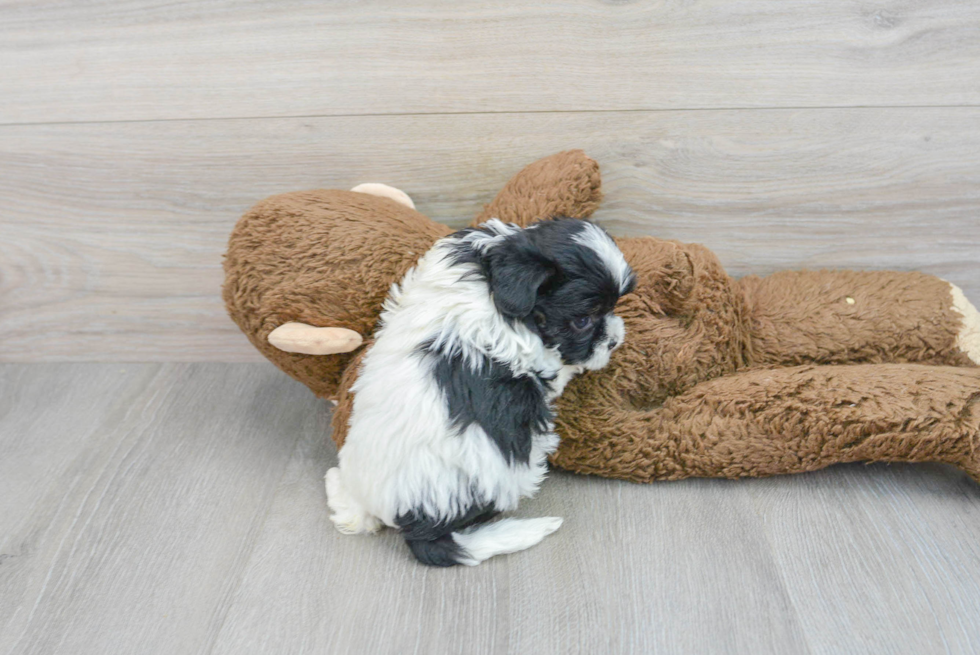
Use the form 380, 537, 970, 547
398, 503, 499, 567
404, 534, 469, 567
324, 467, 381, 535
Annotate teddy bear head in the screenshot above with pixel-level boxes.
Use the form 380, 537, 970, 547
224, 189, 452, 399
223, 150, 606, 401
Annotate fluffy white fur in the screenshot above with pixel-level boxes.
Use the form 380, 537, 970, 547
573, 221, 635, 294
326, 219, 628, 565
452, 517, 564, 566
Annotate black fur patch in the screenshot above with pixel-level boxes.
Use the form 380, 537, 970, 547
396, 503, 499, 567
404, 535, 463, 567
427, 345, 552, 465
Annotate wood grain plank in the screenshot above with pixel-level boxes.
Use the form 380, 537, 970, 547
0, 363, 324, 655
211, 407, 808, 655
2, 0, 979, 124
4, 364, 980, 654
3, 108, 979, 361
748, 464, 980, 655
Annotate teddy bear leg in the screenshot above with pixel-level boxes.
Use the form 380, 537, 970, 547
551, 363, 980, 484
739, 271, 977, 368
350, 183, 416, 209
949, 283, 980, 364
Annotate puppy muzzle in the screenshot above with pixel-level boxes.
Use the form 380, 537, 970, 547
583, 315, 626, 371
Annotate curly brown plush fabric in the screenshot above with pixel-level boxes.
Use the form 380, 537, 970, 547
471, 149, 603, 227
553, 363, 980, 482
224, 150, 980, 483
224, 190, 451, 399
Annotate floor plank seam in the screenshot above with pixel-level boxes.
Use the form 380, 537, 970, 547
3, 103, 980, 129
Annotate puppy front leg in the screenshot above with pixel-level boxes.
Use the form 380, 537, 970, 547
547, 365, 584, 401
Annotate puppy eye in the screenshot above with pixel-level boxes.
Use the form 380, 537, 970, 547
571, 315, 594, 331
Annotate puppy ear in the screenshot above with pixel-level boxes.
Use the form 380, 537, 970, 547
486, 234, 556, 319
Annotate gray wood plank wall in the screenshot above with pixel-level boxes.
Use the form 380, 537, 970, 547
3, 1, 979, 122
2, 2, 979, 361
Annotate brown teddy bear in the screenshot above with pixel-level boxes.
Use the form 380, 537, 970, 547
224, 151, 980, 484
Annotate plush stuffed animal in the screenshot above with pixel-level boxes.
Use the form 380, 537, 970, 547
224, 151, 980, 484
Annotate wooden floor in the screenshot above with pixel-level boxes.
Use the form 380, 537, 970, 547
1, 363, 979, 655
4, 1, 980, 653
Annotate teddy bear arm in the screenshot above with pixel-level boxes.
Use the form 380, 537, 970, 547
471, 150, 603, 227
738, 270, 978, 368
551, 364, 980, 483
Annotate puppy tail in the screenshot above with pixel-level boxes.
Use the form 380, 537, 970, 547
407, 517, 563, 567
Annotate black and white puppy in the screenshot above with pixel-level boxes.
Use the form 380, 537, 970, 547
325, 218, 635, 566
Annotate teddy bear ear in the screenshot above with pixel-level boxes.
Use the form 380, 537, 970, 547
267, 323, 363, 355
350, 183, 416, 209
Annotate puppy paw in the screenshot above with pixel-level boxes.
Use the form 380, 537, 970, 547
949, 284, 980, 364
547, 365, 584, 400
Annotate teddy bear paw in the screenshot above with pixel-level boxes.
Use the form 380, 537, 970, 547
949, 283, 980, 365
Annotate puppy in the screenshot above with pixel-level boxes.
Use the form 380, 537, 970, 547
325, 218, 635, 566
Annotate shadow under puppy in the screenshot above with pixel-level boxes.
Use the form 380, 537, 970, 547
326, 218, 635, 566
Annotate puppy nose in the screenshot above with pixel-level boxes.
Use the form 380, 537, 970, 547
608, 339, 619, 350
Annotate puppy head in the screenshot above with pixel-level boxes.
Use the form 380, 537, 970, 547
484, 218, 636, 370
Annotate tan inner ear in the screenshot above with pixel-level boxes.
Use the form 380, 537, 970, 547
268, 323, 363, 355
350, 183, 416, 209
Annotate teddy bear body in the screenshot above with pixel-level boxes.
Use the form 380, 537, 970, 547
553, 239, 980, 481
224, 151, 980, 484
